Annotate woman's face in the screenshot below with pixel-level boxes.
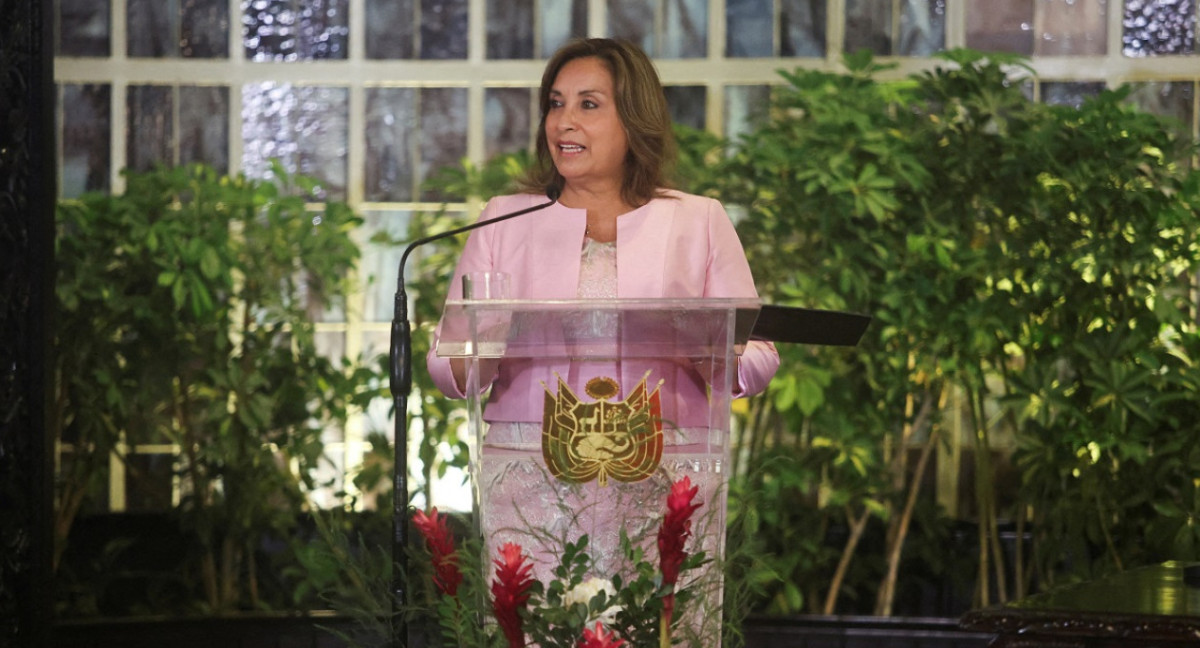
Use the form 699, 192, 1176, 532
545, 56, 629, 193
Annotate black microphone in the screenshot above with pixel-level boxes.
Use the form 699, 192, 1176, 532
386, 185, 559, 648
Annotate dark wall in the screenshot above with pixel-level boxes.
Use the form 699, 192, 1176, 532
0, 0, 56, 646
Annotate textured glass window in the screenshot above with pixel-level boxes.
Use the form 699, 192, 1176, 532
1123, 0, 1196, 56
609, 0, 656, 54
242, 83, 349, 199
845, 0, 944, 56
127, 85, 174, 172
664, 85, 706, 129
485, 87, 535, 159
58, 0, 111, 56
419, 88, 469, 201
128, 0, 227, 57
844, 0, 891, 54
724, 84, 771, 142
487, 0, 535, 59
781, 0, 826, 57
541, 0, 588, 56
61, 84, 111, 198
965, 0, 1033, 55
179, 85, 230, 173
1037, 0, 1107, 56
361, 210, 414, 322
1041, 81, 1105, 108
1127, 81, 1195, 140
365, 87, 417, 202
727, 0, 773, 57
662, 0, 708, 58
365, 0, 415, 59
242, 0, 349, 61
898, 0, 945, 56
124, 454, 177, 512
421, 0, 469, 59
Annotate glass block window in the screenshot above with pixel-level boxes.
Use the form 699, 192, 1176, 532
485, 87, 536, 159
127, 0, 229, 58
127, 85, 174, 172
725, 84, 771, 142
365, 0, 468, 59
664, 85, 707, 129
242, 83, 349, 199
966, 0, 1033, 55
363, 87, 469, 202
361, 210, 415, 322
243, 0, 350, 61
1127, 81, 1195, 139
1041, 81, 1106, 108
609, 0, 709, 58
58, 0, 111, 56
60, 83, 111, 198
1037, 0, 1108, 56
844, 0, 945, 56
1124, 0, 1196, 56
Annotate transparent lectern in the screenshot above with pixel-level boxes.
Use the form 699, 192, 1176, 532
435, 297, 761, 645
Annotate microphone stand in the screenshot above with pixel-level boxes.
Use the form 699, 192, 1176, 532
387, 188, 559, 648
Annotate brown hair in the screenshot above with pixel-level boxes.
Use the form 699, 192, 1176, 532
518, 38, 676, 207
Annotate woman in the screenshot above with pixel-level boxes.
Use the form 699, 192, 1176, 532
425, 37, 778, 635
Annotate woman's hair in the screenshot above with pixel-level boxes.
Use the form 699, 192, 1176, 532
518, 38, 677, 207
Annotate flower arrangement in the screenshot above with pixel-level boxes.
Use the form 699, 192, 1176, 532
412, 476, 708, 648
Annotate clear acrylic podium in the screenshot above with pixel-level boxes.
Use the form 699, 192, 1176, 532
435, 297, 761, 645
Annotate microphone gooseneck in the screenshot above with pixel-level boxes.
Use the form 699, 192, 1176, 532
387, 186, 559, 648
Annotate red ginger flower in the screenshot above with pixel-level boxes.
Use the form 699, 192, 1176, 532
658, 476, 702, 588
579, 621, 626, 648
412, 508, 462, 597
491, 542, 536, 648
657, 476, 702, 646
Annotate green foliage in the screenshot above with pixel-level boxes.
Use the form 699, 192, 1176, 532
699, 49, 1200, 612
54, 162, 384, 613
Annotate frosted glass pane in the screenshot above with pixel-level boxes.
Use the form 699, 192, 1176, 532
365, 0, 415, 59
608, 0, 655, 54
419, 88, 469, 201
127, 85, 174, 172
365, 87, 417, 202
59, 0, 111, 56
179, 85, 230, 173
1041, 81, 1105, 108
898, 0, 945, 56
541, 0, 588, 56
727, 0, 773, 57
662, 0, 708, 58
127, 0, 176, 57
844, 0, 891, 54
781, 0, 826, 57
242, 0, 349, 61
485, 87, 535, 159
1038, 0, 1107, 56
724, 85, 771, 142
61, 84, 111, 198
182, 0, 230, 58
361, 210, 414, 322
965, 0, 1033, 55
420, 0, 469, 59
664, 85, 706, 129
241, 83, 349, 200
1127, 81, 1194, 139
1123, 0, 1196, 56
488, 0, 535, 59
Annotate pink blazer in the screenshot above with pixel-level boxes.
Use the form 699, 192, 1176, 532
425, 190, 780, 425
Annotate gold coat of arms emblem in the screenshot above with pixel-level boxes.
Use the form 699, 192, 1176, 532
541, 375, 664, 486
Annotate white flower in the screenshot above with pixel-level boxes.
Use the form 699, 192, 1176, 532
563, 577, 623, 627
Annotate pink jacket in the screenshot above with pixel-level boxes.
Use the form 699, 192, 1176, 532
425, 190, 780, 425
